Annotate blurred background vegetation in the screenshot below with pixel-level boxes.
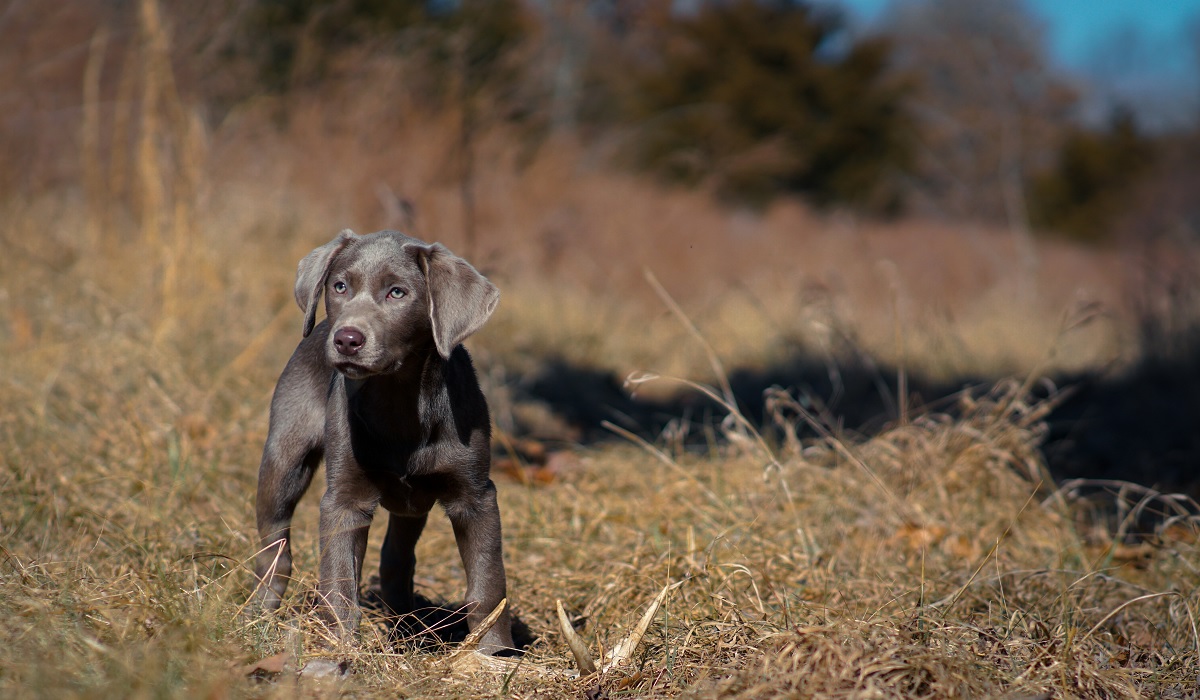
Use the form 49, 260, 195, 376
6, 0, 1200, 242
227, 0, 1198, 240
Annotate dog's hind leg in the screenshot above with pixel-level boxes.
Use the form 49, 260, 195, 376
378, 512, 429, 619
447, 481, 514, 655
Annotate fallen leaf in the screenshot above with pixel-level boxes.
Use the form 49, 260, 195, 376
1158, 524, 1198, 545
513, 438, 548, 464
495, 457, 560, 485
1109, 543, 1154, 567
945, 534, 981, 560
888, 523, 948, 551
239, 652, 293, 678
616, 671, 644, 689
8, 308, 34, 347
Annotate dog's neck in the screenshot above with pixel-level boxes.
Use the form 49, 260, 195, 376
343, 350, 448, 442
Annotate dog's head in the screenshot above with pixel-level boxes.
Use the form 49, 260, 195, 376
294, 229, 499, 378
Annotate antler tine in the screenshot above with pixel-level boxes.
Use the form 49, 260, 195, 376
556, 600, 597, 676
601, 582, 676, 673
448, 598, 507, 661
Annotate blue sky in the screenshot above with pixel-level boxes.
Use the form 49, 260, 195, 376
1039, 0, 1198, 74
833, 0, 1198, 71
831, 0, 1200, 127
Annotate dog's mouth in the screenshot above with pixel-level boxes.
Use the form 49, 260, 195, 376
332, 361, 381, 379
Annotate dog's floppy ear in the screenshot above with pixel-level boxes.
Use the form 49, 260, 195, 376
295, 229, 356, 337
415, 243, 500, 359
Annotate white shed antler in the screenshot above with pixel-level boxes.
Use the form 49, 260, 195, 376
446, 582, 682, 680
558, 581, 681, 677
446, 599, 535, 675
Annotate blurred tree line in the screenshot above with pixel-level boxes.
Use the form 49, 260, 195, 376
221, 0, 1197, 243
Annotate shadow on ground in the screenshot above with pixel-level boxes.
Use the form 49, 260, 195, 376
508, 348, 1200, 497
357, 580, 536, 654
1040, 357, 1200, 493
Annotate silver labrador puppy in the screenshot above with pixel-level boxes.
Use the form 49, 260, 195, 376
252, 229, 513, 654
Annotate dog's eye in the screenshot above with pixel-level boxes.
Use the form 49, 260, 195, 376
387, 287, 406, 300
332, 281, 347, 294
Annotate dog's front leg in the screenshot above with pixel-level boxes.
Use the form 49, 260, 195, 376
447, 480, 515, 655
317, 481, 376, 642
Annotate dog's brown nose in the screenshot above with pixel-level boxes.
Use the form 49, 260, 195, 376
333, 327, 365, 356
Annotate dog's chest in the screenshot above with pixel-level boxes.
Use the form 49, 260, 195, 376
345, 413, 451, 512
347, 413, 432, 473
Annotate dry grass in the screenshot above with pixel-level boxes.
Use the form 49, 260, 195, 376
3, 236, 1199, 697
2, 3, 1199, 697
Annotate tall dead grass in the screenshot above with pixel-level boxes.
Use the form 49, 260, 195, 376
2, 2, 1198, 698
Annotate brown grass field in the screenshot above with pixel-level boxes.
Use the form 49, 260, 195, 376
3, 3, 1200, 698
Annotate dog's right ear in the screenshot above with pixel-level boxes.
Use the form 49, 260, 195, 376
295, 229, 356, 337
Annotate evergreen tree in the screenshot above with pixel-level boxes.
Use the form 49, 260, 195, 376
618, 0, 914, 212
1028, 109, 1155, 242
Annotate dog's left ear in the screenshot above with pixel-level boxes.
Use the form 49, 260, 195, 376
415, 243, 500, 359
